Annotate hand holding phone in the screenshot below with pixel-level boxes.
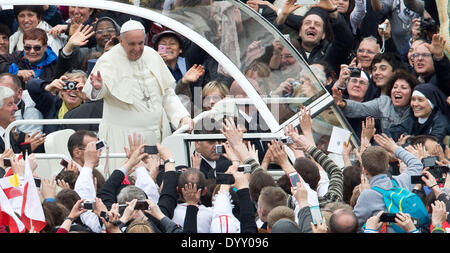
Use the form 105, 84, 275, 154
288, 172, 301, 190
3, 158, 11, 167
158, 45, 167, 54
379, 212, 397, 223
134, 200, 149, 210
144, 145, 158, 155
96, 140, 106, 150
310, 206, 323, 225
215, 172, 235, 184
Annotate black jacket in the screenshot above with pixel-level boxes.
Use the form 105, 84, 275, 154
26, 79, 63, 134
200, 155, 232, 179
276, 12, 354, 73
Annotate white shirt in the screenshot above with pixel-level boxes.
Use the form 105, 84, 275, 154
74, 165, 102, 233
134, 166, 160, 204
172, 203, 213, 233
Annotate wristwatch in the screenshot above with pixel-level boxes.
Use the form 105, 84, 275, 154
164, 158, 175, 165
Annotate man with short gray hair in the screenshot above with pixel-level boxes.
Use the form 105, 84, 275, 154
0, 73, 43, 134
0, 85, 21, 153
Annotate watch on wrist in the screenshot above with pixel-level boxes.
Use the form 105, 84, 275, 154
433, 224, 443, 230
164, 158, 175, 165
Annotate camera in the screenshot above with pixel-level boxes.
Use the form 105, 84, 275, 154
63, 81, 78, 90
144, 145, 158, 154
421, 156, 438, 168
420, 17, 437, 33
290, 81, 301, 90
280, 136, 293, 145
215, 144, 224, 154
81, 201, 95, 210
378, 23, 387, 31
348, 67, 361, 78
238, 164, 251, 173
421, 156, 449, 178
96, 140, 106, 150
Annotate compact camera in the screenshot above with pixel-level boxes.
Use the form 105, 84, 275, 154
420, 17, 437, 33
63, 81, 78, 90
378, 23, 387, 32
280, 136, 294, 145
82, 200, 95, 210
348, 67, 361, 78
215, 144, 225, 154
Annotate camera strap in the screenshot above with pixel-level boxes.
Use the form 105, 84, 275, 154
380, 34, 386, 54
103, 146, 110, 178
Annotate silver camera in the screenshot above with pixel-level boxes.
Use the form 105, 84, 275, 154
81, 201, 96, 210
378, 23, 387, 31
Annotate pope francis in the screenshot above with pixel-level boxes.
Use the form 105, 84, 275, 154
83, 20, 193, 160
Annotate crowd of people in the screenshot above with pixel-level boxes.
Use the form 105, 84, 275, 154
0, 0, 448, 234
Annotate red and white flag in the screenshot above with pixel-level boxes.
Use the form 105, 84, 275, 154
20, 154, 46, 232
0, 184, 25, 233
0, 173, 23, 214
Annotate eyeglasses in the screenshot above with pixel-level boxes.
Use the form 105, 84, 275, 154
96, 28, 117, 35
357, 49, 377, 55
24, 45, 43, 52
411, 53, 432, 59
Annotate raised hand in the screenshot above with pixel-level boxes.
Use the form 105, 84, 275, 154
431, 200, 448, 227
221, 117, 244, 148
124, 132, 144, 159
65, 24, 95, 52
331, 86, 346, 108
298, 107, 313, 135
25, 130, 46, 152
191, 151, 202, 171
181, 64, 205, 84
373, 133, 398, 154
424, 33, 446, 59
90, 71, 103, 90
377, 19, 391, 41
361, 117, 376, 143
181, 183, 201, 206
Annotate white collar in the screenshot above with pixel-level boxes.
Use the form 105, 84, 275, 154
418, 117, 429, 124
201, 154, 216, 169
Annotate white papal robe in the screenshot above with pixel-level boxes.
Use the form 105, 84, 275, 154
83, 44, 190, 165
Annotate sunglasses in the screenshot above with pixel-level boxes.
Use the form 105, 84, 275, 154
24, 45, 43, 52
